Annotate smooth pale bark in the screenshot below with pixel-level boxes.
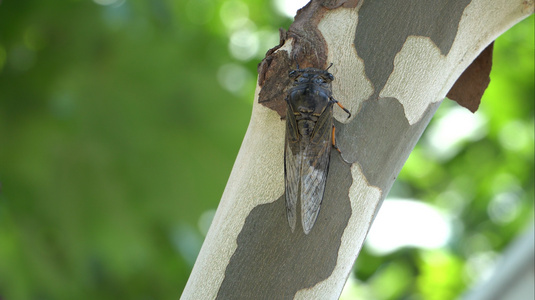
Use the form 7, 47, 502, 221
182, 0, 533, 299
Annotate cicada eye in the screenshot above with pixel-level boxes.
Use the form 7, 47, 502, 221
327, 73, 334, 81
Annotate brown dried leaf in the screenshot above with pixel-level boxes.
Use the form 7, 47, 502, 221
447, 42, 494, 113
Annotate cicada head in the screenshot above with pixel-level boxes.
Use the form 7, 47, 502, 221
289, 67, 334, 90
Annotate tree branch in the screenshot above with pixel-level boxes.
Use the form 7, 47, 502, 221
182, 0, 534, 298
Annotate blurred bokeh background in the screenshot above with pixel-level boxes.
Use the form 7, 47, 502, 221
0, 1, 532, 299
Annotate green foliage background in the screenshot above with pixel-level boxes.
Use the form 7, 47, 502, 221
0, 1, 532, 299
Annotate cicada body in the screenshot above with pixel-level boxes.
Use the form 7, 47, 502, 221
284, 66, 350, 234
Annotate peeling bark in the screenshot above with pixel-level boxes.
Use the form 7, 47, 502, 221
258, 0, 358, 118
447, 42, 494, 112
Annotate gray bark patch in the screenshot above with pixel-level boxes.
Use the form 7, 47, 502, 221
217, 152, 352, 299
337, 97, 440, 191
355, 0, 471, 98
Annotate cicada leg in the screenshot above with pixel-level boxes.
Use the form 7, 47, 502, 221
332, 125, 341, 154
331, 98, 351, 119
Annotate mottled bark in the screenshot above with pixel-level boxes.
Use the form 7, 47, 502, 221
182, 1, 533, 299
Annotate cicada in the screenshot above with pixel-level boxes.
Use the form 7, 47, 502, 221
284, 64, 351, 234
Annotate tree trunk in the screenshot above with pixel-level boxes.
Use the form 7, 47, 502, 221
182, 0, 533, 299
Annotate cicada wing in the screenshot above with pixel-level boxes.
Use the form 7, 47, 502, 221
300, 105, 334, 234
284, 107, 301, 232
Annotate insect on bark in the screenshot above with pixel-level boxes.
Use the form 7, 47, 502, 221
284, 64, 351, 234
